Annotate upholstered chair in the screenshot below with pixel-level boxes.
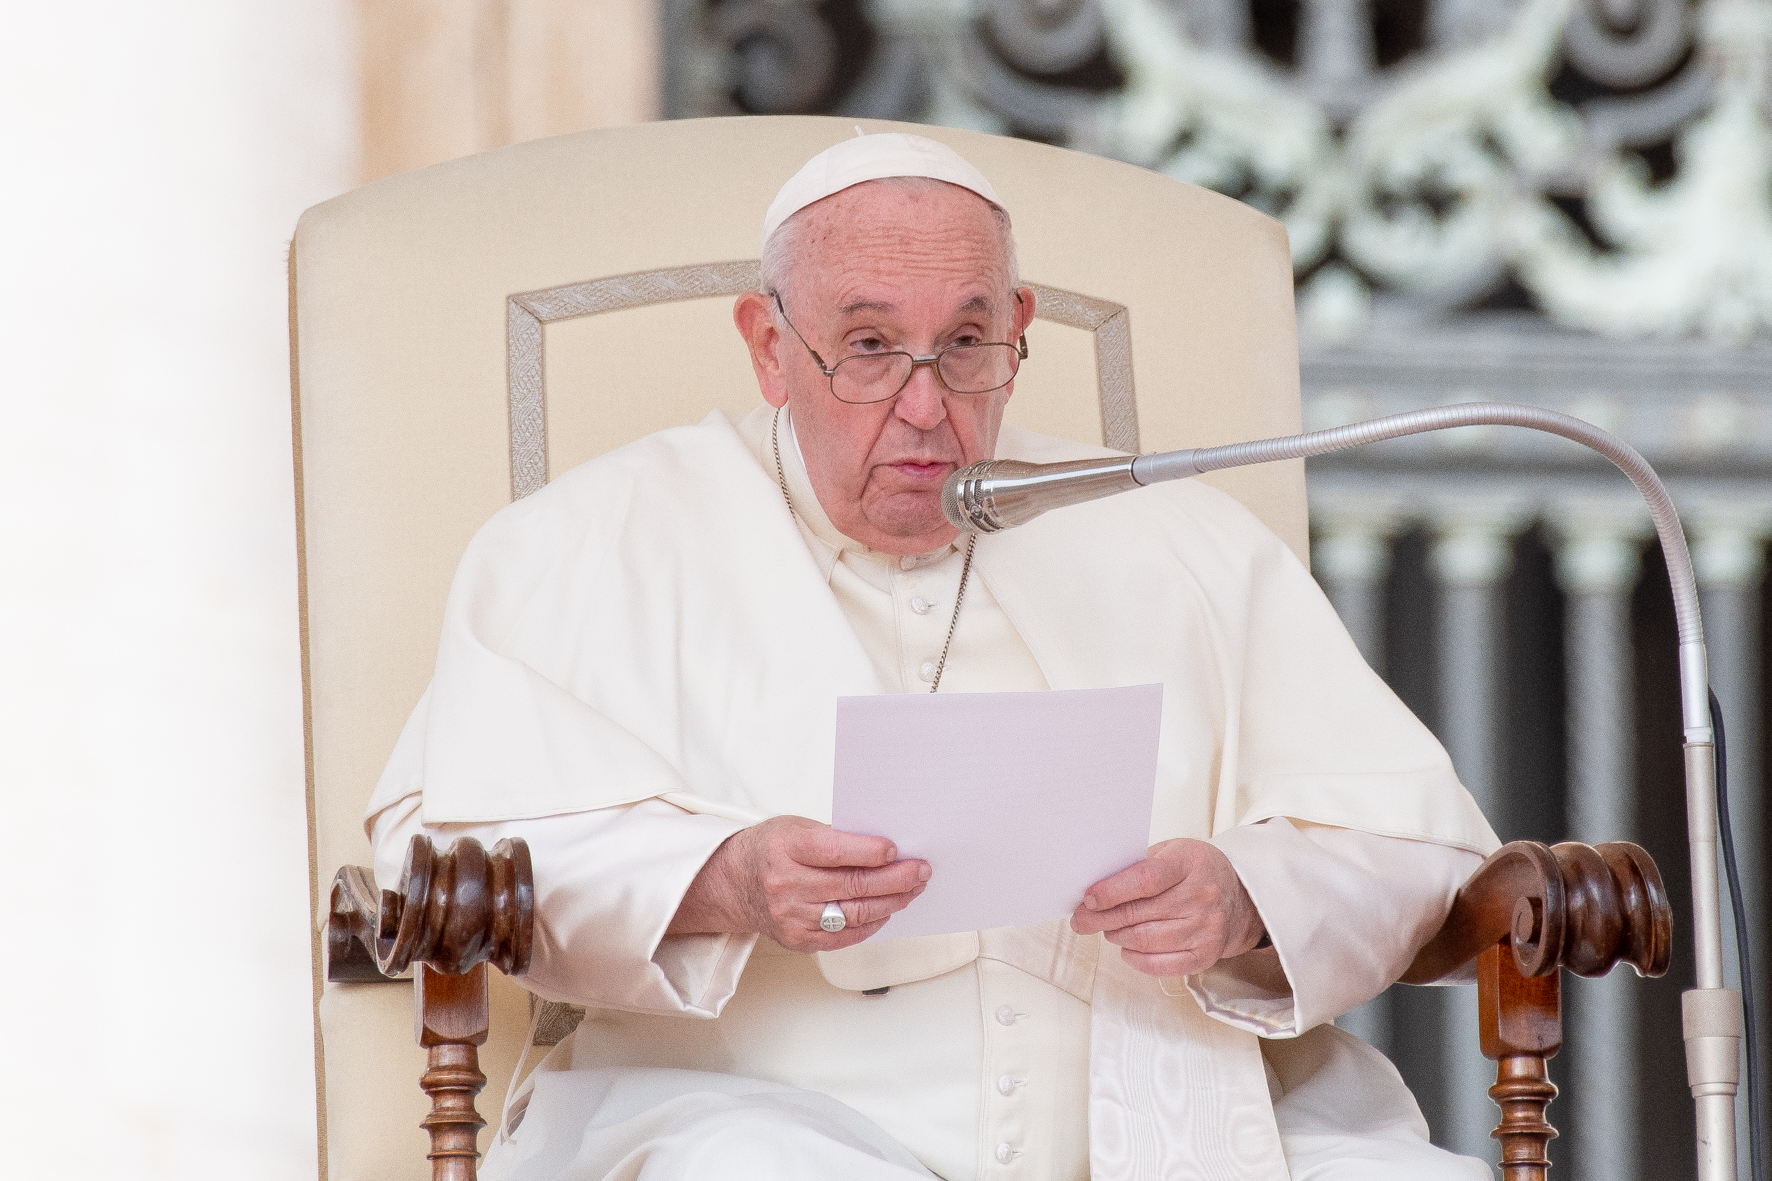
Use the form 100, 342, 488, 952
291, 116, 1667, 1181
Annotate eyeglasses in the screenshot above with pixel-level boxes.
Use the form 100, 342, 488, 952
770, 290, 1030, 405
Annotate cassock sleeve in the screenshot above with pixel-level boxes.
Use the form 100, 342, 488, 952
370, 790, 756, 1017
1164, 817, 1482, 1036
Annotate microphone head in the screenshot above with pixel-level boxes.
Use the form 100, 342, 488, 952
943, 460, 1016, 533
942, 457, 1139, 533
941, 463, 989, 532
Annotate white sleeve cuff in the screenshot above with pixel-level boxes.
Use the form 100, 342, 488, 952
369, 794, 754, 1016
1171, 818, 1483, 1037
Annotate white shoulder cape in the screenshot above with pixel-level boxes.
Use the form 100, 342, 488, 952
374, 410, 1492, 856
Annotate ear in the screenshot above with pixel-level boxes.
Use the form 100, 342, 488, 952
733, 292, 789, 409
999, 286, 1038, 407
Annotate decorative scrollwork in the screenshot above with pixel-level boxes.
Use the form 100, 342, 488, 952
1566, 0, 1691, 86
713, 0, 840, 113
985, 0, 1107, 75
667, 0, 1772, 340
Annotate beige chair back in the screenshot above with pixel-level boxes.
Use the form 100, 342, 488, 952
291, 114, 1303, 1180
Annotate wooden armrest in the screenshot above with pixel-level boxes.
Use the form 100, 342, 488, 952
1402, 839, 1671, 985
325, 835, 1675, 1181
328, 834, 534, 982
327, 836, 535, 1181
1398, 840, 1671, 1181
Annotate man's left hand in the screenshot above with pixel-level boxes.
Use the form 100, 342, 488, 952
1069, 838, 1266, 977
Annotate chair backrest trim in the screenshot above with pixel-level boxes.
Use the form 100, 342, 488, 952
506, 264, 1139, 499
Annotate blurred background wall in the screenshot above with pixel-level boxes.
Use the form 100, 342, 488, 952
2, 1, 1764, 1178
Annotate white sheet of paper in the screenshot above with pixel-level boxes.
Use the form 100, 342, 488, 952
831, 684, 1162, 940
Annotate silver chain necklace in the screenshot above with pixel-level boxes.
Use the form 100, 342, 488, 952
773, 407, 975, 693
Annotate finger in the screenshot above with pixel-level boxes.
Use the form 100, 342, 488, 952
1071, 887, 1192, 935
821, 859, 930, 902
1120, 946, 1216, 978
811, 914, 895, 950
793, 824, 901, 869
837, 884, 926, 929
757, 862, 923, 936
789, 884, 927, 949
1101, 918, 1217, 956
1081, 855, 1185, 914
772, 912, 896, 954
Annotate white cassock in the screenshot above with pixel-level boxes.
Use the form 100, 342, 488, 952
368, 404, 1501, 1181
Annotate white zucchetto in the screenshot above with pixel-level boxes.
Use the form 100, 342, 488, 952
761, 132, 1006, 252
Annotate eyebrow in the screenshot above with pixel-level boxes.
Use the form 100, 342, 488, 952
836, 294, 995, 316
838, 298, 895, 315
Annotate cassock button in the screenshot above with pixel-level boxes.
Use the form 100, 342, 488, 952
911, 596, 934, 615
900, 555, 918, 570
918, 660, 938, 682
995, 1143, 1015, 1164
995, 1004, 1018, 1026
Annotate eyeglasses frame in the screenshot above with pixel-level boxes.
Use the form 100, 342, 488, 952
768, 289, 1031, 405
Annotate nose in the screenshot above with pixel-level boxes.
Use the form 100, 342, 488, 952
893, 360, 948, 431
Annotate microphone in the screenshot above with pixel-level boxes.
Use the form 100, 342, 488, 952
940, 455, 1140, 533
946, 400, 1746, 1181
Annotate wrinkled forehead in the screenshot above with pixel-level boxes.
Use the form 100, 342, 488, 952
792, 180, 1012, 291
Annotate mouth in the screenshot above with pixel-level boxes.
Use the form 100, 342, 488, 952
888, 460, 955, 483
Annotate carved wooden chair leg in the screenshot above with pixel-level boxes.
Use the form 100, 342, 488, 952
417, 962, 491, 1181
1478, 943, 1563, 1181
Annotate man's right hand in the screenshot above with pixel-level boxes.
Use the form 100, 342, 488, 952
666, 816, 931, 951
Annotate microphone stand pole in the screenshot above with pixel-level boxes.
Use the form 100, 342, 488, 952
946, 401, 1744, 1181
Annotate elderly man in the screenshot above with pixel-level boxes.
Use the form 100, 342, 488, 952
367, 134, 1498, 1181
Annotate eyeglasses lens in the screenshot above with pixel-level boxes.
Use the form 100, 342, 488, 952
831, 354, 912, 404
939, 344, 1018, 393
830, 344, 1021, 404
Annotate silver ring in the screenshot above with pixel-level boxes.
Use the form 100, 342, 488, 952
820, 901, 847, 933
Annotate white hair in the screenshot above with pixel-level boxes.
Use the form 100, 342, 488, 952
759, 176, 1020, 306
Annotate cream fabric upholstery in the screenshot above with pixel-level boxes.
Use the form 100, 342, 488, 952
292, 114, 1302, 1181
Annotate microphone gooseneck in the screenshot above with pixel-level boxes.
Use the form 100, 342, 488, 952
946, 399, 1746, 1181
946, 402, 1700, 670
